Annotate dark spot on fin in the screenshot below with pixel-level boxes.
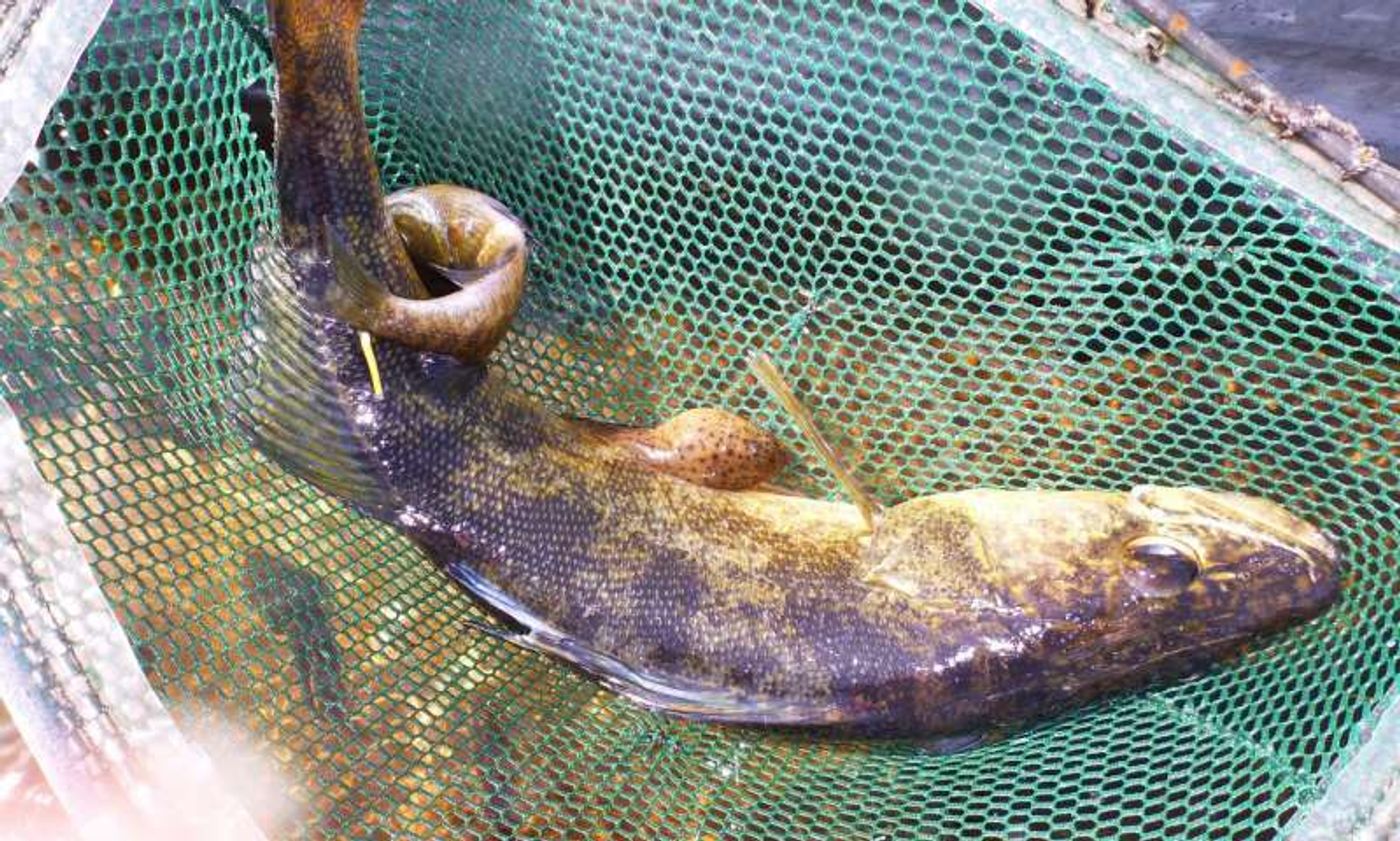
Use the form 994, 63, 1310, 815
576, 407, 790, 490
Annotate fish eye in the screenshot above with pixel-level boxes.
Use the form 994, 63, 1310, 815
1122, 536, 1200, 598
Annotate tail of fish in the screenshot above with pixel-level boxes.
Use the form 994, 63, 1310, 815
232, 0, 426, 518
265, 0, 424, 300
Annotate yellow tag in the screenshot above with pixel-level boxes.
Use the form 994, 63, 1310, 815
358, 330, 383, 396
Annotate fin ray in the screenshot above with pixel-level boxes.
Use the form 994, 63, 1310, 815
426, 259, 505, 290
749, 352, 881, 530
230, 234, 400, 518
320, 221, 389, 328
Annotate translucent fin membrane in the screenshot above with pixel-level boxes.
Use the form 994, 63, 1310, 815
230, 237, 398, 518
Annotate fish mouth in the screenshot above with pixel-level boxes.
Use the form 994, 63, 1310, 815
1241, 542, 1343, 619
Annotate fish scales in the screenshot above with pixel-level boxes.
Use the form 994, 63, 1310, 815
365, 371, 964, 726
238, 0, 1341, 739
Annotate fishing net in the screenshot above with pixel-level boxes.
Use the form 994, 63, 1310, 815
2, 1, 1397, 838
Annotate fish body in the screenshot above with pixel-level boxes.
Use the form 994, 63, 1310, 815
242, 0, 1341, 737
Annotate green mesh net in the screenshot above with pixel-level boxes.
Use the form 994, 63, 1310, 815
2, 1, 1397, 838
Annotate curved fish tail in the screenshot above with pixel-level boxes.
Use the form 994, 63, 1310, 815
320, 218, 527, 364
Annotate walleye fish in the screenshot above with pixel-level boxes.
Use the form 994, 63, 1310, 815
239, 0, 1341, 738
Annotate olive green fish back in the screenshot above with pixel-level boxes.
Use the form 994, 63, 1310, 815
1, 1, 1396, 838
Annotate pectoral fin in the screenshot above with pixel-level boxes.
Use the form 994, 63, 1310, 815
861, 498, 1001, 606
231, 233, 402, 520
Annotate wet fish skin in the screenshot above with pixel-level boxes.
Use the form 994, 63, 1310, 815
243, 0, 1342, 738
266, 0, 425, 300
369, 182, 791, 490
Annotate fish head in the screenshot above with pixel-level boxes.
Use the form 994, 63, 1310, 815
940, 485, 1340, 676
1104, 484, 1342, 630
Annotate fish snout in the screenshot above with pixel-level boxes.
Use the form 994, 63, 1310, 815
1205, 491, 1341, 583
1235, 541, 1342, 618
1131, 485, 1342, 607
1204, 491, 1343, 616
